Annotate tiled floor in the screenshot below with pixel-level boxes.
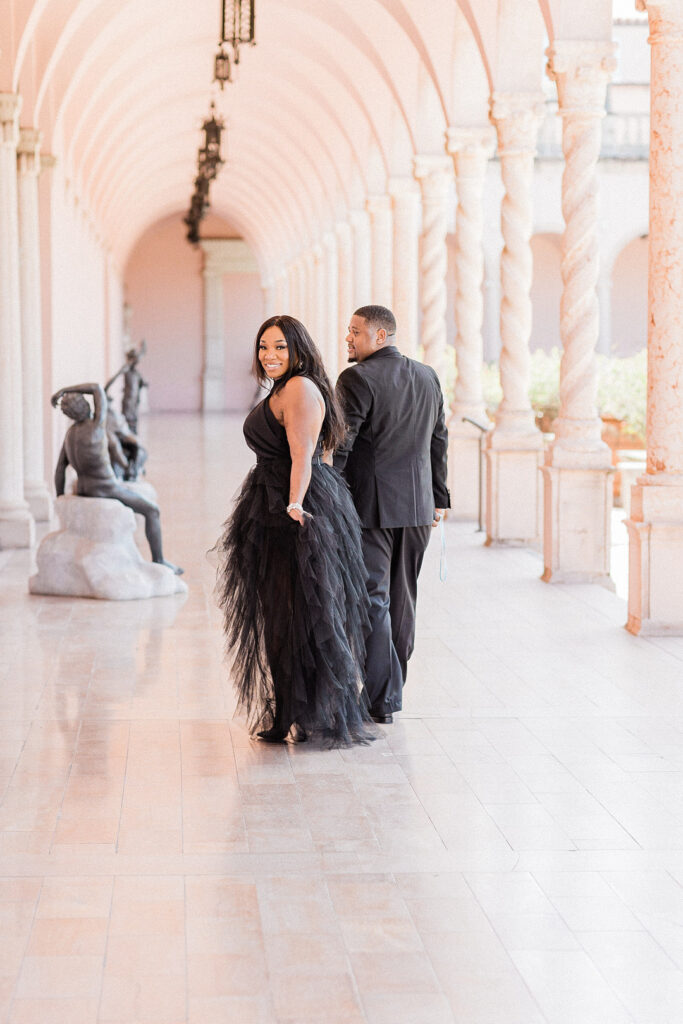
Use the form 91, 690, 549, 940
1, 412, 683, 1023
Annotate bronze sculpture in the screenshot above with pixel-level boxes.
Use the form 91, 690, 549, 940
51, 382, 182, 574
105, 341, 148, 433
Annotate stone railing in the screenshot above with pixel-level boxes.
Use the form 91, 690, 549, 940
536, 103, 649, 160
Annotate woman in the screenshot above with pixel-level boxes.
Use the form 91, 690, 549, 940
214, 315, 374, 746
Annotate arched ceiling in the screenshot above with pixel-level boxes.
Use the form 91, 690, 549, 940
3, 0, 614, 274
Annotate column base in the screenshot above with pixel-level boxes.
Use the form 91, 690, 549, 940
541, 463, 613, 585
0, 505, 35, 549
25, 483, 53, 523
485, 430, 543, 546
448, 418, 489, 520
202, 374, 225, 412
625, 482, 683, 635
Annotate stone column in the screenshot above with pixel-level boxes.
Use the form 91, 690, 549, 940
336, 221, 353, 373
289, 259, 302, 320
323, 231, 339, 378
303, 249, 316, 333
0, 94, 34, 549
485, 95, 545, 546
275, 268, 288, 313
446, 126, 495, 520
17, 127, 52, 522
350, 209, 372, 307
201, 257, 225, 411
200, 238, 258, 411
388, 178, 420, 357
542, 41, 617, 583
262, 278, 276, 318
366, 195, 393, 307
627, 1, 683, 633
413, 156, 451, 381
312, 244, 326, 350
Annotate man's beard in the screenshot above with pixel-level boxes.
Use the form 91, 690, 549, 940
347, 355, 358, 363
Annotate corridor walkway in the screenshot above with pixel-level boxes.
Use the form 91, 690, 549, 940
1, 413, 683, 1024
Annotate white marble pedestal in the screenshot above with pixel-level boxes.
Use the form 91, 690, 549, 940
29, 495, 187, 600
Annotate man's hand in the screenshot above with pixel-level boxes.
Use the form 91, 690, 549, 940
51, 388, 65, 408
432, 508, 445, 529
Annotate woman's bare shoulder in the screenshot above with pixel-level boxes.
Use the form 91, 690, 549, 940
281, 375, 323, 406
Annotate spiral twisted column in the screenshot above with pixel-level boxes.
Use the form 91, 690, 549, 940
335, 221, 353, 373
485, 96, 545, 545
366, 195, 393, 307
627, 1, 683, 633
444, 127, 493, 520
541, 42, 616, 584
491, 95, 544, 430
447, 127, 494, 425
547, 42, 616, 463
388, 178, 420, 358
0, 94, 34, 549
413, 157, 451, 381
17, 127, 52, 522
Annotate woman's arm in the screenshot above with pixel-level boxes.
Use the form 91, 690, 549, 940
278, 377, 324, 525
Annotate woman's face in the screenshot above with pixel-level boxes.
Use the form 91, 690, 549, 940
258, 325, 290, 381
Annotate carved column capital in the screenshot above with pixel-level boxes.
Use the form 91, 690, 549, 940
17, 127, 42, 176
0, 93, 21, 145
546, 41, 617, 115
366, 193, 391, 216
636, 1, 683, 46
445, 124, 496, 174
413, 154, 451, 188
387, 175, 420, 201
490, 93, 545, 155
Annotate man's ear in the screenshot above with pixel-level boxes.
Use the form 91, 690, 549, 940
376, 328, 387, 346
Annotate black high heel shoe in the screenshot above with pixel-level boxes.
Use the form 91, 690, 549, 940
256, 725, 289, 743
256, 722, 308, 743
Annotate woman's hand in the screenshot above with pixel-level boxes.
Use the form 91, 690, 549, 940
286, 502, 312, 527
288, 507, 306, 526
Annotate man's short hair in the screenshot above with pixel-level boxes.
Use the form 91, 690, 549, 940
354, 305, 396, 337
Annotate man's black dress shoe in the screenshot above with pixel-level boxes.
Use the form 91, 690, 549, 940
370, 711, 393, 724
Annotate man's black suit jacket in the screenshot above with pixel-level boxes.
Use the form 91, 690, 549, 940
334, 346, 450, 529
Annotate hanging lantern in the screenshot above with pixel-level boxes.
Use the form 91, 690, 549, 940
219, 0, 255, 69
214, 45, 231, 88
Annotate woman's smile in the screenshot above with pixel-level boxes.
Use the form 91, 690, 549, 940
258, 325, 290, 379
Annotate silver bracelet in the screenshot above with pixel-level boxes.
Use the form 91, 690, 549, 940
286, 502, 304, 514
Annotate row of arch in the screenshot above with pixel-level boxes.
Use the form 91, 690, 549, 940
2, 0, 617, 275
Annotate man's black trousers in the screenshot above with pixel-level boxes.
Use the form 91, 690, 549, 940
361, 525, 431, 714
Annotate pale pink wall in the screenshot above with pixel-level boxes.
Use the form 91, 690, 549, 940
612, 236, 647, 356
125, 214, 263, 412
530, 233, 562, 353
125, 214, 206, 411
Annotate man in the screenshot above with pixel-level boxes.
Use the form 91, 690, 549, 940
334, 305, 449, 724
51, 382, 181, 574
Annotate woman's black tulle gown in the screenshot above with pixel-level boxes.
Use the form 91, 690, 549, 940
215, 394, 374, 745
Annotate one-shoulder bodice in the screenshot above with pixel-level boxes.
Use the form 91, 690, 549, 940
243, 396, 323, 461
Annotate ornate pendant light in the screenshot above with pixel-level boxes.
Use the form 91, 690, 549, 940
214, 0, 255, 87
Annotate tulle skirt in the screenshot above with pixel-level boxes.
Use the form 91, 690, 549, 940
214, 457, 375, 746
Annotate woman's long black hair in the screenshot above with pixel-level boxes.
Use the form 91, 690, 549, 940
253, 315, 345, 450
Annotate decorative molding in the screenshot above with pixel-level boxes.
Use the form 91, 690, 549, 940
546, 41, 617, 117
200, 237, 257, 275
